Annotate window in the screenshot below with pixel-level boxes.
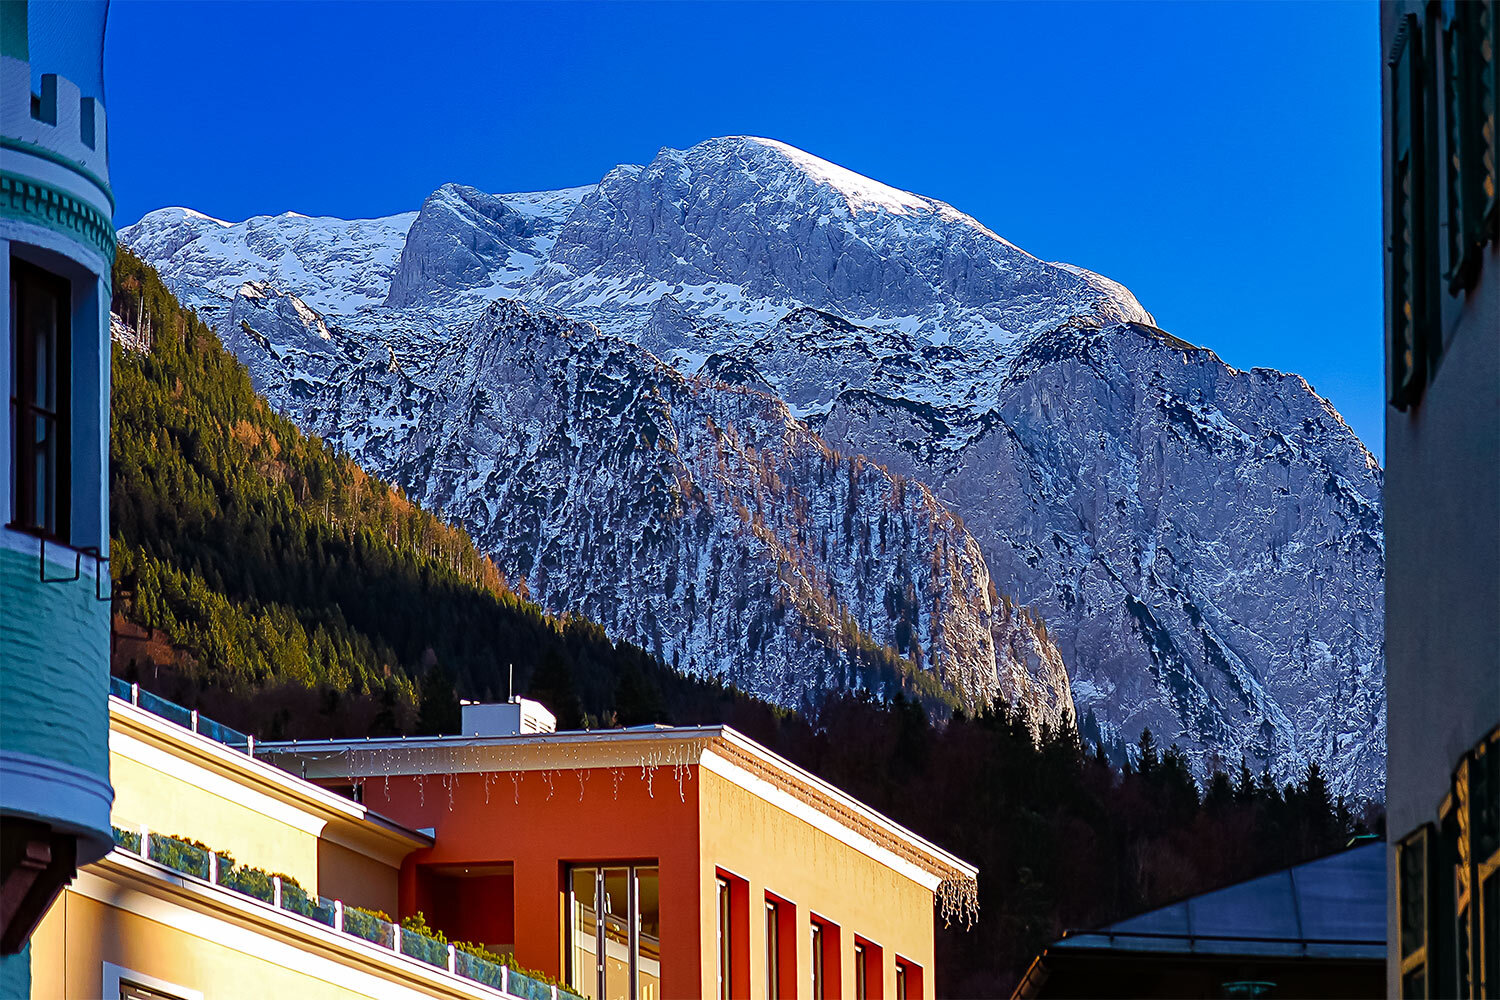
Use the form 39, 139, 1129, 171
9, 258, 70, 539
764, 892, 794, 1000
1399, 826, 1431, 997
102, 963, 201, 1000
810, 922, 824, 1000
718, 876, 731, 1000
1399, 727, 1500, 997
853, 936, 883, 1000
567, 864, 659, 1000
1442, 0, 1497, 295
1456, 733, 1500, 998
714, 870, 746, 1000
894, 958, 922, 1000
765, 899, 779, 1000
1387, 13, 1441, 409
809, 915, 840, 1000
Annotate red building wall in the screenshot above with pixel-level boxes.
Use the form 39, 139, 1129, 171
356, 765, 705, 999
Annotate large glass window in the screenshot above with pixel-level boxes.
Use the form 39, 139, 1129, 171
568, 865, 660, 1000
638, 867, 660, 1000
9, 258, 70, 540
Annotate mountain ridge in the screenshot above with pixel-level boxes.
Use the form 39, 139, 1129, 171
121, 134, 1384, 797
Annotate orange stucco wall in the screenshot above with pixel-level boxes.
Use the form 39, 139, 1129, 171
356, 764, 704, 998
341, 756, 941, 1000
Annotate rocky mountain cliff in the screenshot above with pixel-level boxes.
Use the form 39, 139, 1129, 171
122, 136, 1384, 796
185, 277, 1074, 723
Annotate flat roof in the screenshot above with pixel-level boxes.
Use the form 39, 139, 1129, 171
259, 724, 979, 893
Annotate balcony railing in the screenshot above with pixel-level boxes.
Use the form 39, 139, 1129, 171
109, 677, 254, 754
109, 824, 574, 1000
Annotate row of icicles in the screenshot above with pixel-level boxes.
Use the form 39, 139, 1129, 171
320, 739, 979, 928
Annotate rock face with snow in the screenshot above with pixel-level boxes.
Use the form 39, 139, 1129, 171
121, 136, 1385, 797
177, 283, 1074, 721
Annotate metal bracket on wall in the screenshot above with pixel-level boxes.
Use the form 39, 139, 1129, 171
35, 535, 113, 601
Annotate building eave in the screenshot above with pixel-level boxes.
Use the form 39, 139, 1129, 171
110, 696, 432, 864
258, 723, 979, 891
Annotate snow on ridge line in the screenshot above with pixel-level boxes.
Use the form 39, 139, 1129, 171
745, 137, 936, 216
727, 137, 1032, 258
129, 205, 421, 231
140, 206, 232, 228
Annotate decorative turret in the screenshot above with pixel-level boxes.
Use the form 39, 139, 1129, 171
0, 2, 117, 993
0, 0, 115, 267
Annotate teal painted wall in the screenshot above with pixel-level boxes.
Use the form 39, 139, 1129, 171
0, 543, 110, 780
0, 944, 29, 999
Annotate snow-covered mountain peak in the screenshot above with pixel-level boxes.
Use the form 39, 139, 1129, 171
713, 136, 952, 218
121, 135, 1385, 797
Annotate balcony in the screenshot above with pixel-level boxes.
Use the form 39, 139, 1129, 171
101, 682, 582, 1000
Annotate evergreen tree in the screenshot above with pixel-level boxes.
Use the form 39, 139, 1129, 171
1136, 727, 1160, 777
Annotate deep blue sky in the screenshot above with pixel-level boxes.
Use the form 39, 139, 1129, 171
104, 1, 1383, 451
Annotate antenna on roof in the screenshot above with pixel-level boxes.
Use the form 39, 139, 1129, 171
508, 663, 514, 702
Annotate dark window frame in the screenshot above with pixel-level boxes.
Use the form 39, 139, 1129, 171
1442, 0, 1495, 295
1401, 727, 1500, 998
1398, 824, 1432, 997
9, 257, 71, 542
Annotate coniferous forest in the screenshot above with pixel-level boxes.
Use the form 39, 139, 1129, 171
107, 249, 1380, 997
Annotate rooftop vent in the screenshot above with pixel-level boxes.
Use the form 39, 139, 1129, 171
459, 697, 557, 737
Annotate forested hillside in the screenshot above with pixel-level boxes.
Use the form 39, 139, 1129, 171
107, 250, 1378, 995
109, 248, 745, 736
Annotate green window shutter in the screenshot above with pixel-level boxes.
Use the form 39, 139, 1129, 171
1488, 0, 1499, 234
1443, 0, 1494, 294
1389, 13, 1434, 409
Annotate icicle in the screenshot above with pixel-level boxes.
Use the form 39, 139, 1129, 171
937, 876, 980, 930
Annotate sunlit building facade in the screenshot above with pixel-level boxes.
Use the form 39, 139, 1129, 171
28, 687, 974, 999
1381, 1, 1500, 997
264, 703, 977, 1000
0, 1, 117, 995
29, 685, 582, 1000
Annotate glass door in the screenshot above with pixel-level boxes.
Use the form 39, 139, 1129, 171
570, 868, 601, 1000
602, 868, 631, 1000
568, 865, 660, 1000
